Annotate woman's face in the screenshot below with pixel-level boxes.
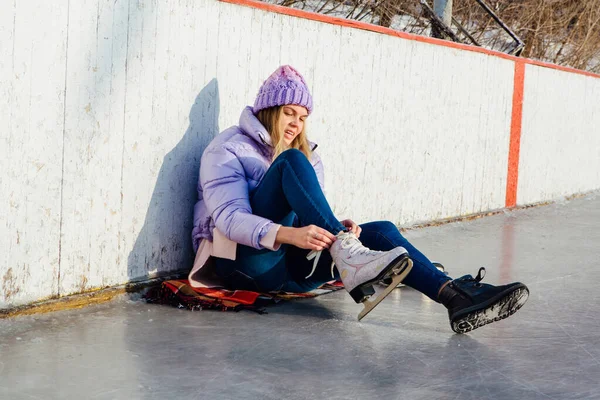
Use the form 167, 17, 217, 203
278, 105, 308, 146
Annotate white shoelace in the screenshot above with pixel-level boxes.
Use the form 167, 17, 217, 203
304, 233, 378, 279
305, 250, 334, 279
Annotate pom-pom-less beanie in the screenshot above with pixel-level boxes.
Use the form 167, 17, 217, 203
253, 65, 313, 115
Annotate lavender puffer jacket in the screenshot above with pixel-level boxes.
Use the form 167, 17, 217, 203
191, 106, 324, 252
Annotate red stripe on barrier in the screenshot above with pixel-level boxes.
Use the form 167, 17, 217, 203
506, 62, 525, 207
221, 0, 599, 209
221, 0, 600, 79
221, 0, 515, 60
526, 59, 600, 79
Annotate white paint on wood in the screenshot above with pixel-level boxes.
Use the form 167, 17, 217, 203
0, 1, 68, 307
308, 33, 514, 224
59, 0, 127, 296
0, 0, 597, 308
518, 65, 600, 204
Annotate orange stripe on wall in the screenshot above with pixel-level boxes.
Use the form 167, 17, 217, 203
221, 0, 598, 207
505, 62, 526, 208
220, 0, 600, 79
221, 0, 515, 60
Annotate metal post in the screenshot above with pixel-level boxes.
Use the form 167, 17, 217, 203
432, 0, 453, 38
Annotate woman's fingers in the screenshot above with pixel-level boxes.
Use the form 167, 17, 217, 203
306, 227, 336, 249
308, 236, 327, 250
318, 227, 336, 241
341, 219, 360, 236
311, 233, 330, 245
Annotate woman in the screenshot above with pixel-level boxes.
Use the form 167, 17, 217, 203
190, 65, 529, 333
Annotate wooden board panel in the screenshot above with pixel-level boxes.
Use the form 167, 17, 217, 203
519, 65, 600, 204
59, 0, 127, 295
0, 1, 69, 306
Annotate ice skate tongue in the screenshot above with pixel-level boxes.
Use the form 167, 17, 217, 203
339, 232, 377, 257
305, 232, 374, 280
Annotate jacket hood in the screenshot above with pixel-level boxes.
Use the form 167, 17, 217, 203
238, 106, 318, 151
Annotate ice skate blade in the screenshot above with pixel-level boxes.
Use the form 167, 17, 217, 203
357, 258, 413, 321
451, 286, 529, 334
379, 261, 445, 288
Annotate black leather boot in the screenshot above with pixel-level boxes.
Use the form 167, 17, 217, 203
438, 267, 529, 334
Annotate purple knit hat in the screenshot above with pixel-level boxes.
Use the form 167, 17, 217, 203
253, 65, 313, 115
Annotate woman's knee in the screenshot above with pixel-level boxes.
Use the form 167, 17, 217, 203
278, 148, 304, 161
363, 220, 408, 245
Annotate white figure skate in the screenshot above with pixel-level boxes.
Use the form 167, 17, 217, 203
307, 232, 413, 321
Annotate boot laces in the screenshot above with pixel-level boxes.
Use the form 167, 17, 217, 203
462, 267, 486, 287
475, 267, 486, 281
305, 232, 378, 280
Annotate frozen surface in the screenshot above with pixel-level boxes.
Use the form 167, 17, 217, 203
1, 193, 600, 400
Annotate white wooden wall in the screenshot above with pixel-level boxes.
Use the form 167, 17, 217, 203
518, 64, 600, 204
0, 0, 598, 308
1, 1, 69, 309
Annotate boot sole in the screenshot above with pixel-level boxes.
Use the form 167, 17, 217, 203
451, 285, 529, 334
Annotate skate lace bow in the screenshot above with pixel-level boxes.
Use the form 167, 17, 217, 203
304, 233, 377, 279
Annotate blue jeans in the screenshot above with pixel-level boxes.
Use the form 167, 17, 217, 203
214, 149, 451, 301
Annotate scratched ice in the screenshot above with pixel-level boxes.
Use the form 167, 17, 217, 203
1, 192, 599, 400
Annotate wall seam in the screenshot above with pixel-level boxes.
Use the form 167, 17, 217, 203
57, 0, 71, 298
118, 0, 132, 277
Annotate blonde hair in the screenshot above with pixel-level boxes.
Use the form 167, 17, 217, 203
255, 106, 312, 162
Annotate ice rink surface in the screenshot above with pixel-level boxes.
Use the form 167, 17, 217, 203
1, 193, 599, 400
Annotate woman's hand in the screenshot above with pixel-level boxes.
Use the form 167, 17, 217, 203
276, 225, 336, 251
340, 219, 361, 237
